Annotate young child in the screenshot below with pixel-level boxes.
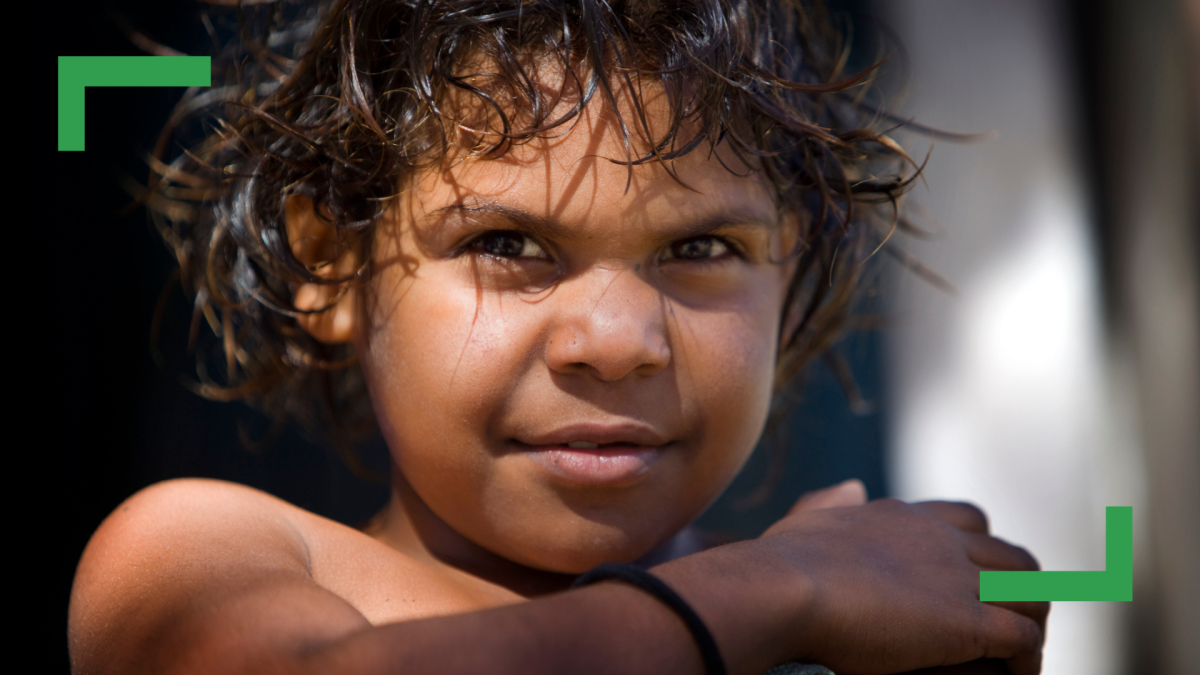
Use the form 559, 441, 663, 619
69, 1, 1048, 673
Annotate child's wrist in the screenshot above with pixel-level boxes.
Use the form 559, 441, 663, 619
651, 542, 818, 675
573, 564, 726, 675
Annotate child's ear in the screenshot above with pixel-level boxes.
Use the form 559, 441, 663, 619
285, 194, 360, 344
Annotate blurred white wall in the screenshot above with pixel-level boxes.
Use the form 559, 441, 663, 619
877, 2, 1144, 673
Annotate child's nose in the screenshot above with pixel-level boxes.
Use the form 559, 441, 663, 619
543, 265, 671, 381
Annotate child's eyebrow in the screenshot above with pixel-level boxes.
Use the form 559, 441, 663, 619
429, 202, 560, 239
427, 202, 780, 241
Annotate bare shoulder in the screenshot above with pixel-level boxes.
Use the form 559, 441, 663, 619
72, 479, 314, 603
68, 479, 370, 675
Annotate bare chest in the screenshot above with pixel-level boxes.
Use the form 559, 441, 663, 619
300, 519, 522, 625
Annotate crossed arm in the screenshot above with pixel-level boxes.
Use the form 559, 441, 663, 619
68, 480, 1046, 675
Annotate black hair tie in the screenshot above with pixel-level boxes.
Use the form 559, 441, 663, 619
573, 563, 727, 675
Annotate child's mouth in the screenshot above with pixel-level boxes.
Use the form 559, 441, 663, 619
511, 423, 669, 485
521, 442, 663, 485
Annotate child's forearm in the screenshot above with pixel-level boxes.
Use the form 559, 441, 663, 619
298, 582, 770, 675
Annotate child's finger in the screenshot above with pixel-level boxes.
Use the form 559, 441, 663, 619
961, 535, 1050, 649
785, 478, 867, 515
985, 600, 1051, 639
900, 658, 1010, 674
911, 500, 990, 534
962, 533, 1040, 572
1005, 649, 1044, 675
978, 606, 1044, 675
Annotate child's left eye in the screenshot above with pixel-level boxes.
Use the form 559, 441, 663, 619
468, 231, 549, 260
661, 236, 732, 262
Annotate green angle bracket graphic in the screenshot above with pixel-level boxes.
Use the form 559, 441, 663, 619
58, 56, 211, 152
980, 506, 1132, 602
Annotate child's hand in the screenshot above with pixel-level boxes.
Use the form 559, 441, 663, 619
655, 487, 1047, 675
767, 493, 1046, 675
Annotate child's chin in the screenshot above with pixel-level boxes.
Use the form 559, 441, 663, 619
492, 524, 678, 575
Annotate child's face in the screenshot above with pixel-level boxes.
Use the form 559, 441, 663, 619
355, 94, 794, 573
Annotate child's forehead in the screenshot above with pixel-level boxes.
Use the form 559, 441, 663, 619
404, 88, 779, 233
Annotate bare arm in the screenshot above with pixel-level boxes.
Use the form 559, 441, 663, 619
69, 480, 714, 675
69, 480, 1046, 675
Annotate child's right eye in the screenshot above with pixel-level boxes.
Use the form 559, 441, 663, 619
467, 231, 550, 260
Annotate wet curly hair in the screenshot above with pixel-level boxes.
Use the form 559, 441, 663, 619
144, 0, 926, 461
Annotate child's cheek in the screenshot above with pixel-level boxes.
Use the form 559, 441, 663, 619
362, 265, 530, 427
669, 294, 779, 458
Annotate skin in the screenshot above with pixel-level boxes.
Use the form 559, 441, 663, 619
68, 89, 1049, 675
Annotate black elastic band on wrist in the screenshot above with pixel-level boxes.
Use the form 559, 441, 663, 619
573, 563, 727, 675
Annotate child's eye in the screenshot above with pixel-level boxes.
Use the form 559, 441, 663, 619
662, 236, 732, 262
468, 231, 549, 260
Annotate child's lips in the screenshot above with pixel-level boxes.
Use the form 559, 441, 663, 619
511, 421, 671, 485
516, 421, 670, 448
520, 443, 663, 486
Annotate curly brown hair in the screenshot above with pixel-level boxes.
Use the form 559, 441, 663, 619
145, 0, 922, 462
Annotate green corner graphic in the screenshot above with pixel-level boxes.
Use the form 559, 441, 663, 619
58, 56, 211, 151
980, 506, 1132, 602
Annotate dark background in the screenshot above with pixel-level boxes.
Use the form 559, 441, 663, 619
43, 2, 889, 671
